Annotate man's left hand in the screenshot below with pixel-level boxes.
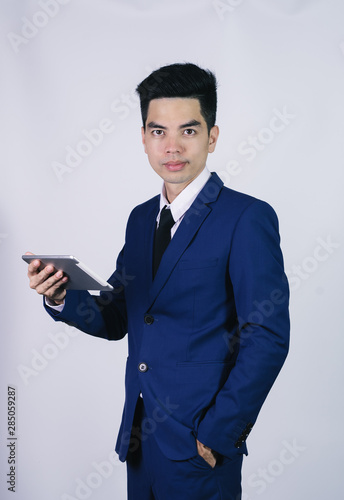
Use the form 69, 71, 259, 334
196, 439, 218, 468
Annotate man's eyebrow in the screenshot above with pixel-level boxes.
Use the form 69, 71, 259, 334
147, 121, 167, 129
179, 120, 202, 129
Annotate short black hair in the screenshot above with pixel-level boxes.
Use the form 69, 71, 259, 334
136, 63, 217, 133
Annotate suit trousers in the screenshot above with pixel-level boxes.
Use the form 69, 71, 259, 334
126, 398, 243, 500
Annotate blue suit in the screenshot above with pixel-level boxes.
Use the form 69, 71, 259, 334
46, 172, 289, 467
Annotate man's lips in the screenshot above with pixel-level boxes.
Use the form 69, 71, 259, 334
163, 161, 187, 172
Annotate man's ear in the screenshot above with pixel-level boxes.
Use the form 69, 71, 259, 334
208, 125, 219, 153
141, 126, 147, 153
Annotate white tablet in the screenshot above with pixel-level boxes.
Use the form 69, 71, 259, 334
22, 255, 114, 291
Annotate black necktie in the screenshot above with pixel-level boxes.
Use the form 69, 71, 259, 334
153, 206, 175, 277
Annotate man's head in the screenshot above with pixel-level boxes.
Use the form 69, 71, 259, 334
137, 63, 219, 202
136, 63, 217, 134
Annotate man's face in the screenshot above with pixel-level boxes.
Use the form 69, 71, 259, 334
141, 98, 219, 201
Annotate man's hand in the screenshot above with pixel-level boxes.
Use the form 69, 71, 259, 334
196, 439, 218, 468
25, 251, 68, 305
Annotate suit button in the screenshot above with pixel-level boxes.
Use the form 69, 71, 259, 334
144, 314, 154, 325
138, 362, 148, 373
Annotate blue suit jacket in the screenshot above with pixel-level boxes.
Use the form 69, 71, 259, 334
46, 173, 289, 462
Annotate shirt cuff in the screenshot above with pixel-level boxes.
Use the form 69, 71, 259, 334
45, 297, 65, 313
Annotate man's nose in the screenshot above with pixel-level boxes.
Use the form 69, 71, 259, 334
165, 135, 183, 154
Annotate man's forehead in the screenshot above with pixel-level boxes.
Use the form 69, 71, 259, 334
146, 97, 204, 124
147, 97, 201, 112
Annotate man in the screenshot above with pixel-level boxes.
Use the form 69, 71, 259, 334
26, 63, 290, 500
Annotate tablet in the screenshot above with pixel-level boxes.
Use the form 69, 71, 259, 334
22, 255, 114, 291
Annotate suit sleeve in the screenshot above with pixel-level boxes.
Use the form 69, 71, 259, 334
44, 247, 128, 341
196, 199, 290, 459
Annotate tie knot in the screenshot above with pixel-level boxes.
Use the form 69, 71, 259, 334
159, 206, 174, 231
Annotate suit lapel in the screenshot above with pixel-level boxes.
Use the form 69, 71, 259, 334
148, 173, 223, 309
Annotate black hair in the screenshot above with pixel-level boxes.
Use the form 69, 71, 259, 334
136, 63, 217, 133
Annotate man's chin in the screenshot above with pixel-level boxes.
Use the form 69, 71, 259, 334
163, 173, 189, 185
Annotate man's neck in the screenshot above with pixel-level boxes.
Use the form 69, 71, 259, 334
164, 171, 205, 203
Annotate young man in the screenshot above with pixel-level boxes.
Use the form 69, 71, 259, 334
26, 63, 290, 500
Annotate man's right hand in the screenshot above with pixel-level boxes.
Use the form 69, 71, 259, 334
25, 251, 68, 306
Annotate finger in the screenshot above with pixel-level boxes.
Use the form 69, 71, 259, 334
197, 440, 211, 453
33, 270, 67, 295
206, 455, 216, 468
35, 276, 68, 302
25, 251, 39, 276
201, 450, 216, 468
25, 252, 40, 277
196, 440, 217, 468
29, 263, 55, 284
29, 267, 66, 293
27, 259, 43, 277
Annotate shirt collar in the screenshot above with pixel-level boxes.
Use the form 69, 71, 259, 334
159, 167, 211, 223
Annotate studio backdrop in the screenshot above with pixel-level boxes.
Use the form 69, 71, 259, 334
1, 1, 343, 499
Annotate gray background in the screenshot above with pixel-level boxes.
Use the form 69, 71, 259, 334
1, 0, 343, 498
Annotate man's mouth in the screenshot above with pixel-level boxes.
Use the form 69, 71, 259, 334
164, 161, 187, 172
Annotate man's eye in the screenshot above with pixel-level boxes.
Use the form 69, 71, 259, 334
184, 129, 196, 135
152, 130, 164, 136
